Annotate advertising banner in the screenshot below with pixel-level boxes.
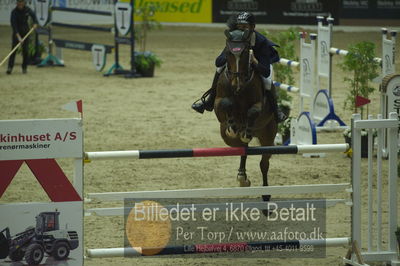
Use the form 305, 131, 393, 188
0, 118, 83, 160
134, 0, 212, 23
212, 0, 340, 25
0, 117, 84, 265
212, 0, 268, 23
0, 202, 83, 266
341, 0, 400, 19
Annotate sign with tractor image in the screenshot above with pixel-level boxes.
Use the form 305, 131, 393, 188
0, 202, 82, 265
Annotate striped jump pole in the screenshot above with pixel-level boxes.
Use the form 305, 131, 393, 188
274, 58, 300, 92
87, 238, 350, 258
329, 47, 382, 64
273, 81, 300, 92
278, 58, 300, 68
85, 144, 349, 161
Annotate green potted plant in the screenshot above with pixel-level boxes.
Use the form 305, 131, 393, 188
277, 116, 293, 145
340, 41, 379, 118
339, 41, 380, 157
278, 89, 292, 118
134, 5, 162, 77
17, 33, 46, 65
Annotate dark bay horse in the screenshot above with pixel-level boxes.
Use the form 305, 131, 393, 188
214, 29, 277, 199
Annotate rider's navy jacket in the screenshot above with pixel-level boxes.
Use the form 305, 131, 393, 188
215, 30, 280, 78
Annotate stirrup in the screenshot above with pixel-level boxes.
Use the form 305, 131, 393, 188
192, 88, 214, 113
200, 88, 212, 103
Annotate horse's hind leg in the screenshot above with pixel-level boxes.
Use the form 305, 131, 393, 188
238, 155, 251, 187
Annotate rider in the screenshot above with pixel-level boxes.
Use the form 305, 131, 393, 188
192, 12, 287, 123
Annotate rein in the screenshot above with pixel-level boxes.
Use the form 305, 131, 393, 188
224, 48, 255, 94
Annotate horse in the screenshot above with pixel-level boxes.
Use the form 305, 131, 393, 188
214, 29, 277, 201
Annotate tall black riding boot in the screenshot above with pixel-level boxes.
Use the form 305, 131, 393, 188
192, 71, 220, 114
269, 85, 287, 123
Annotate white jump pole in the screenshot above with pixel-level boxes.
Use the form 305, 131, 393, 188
87, 183, 350, 202
86, 198, 347, 217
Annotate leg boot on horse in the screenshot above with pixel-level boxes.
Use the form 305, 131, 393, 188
238, 155, 251, 187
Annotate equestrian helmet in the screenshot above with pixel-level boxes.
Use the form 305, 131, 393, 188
236, 12, 255, 25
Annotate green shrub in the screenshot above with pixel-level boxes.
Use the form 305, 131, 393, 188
339, 41, 380, 117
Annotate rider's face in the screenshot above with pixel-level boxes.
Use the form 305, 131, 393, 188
16, 1, 25, 9
237, 24, 254, 31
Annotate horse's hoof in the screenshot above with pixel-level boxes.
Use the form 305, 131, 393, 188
226, 127, 238, 138
240, 130, 253, 143
240, 132, 252, 143
262, 195, 271, 202
237, 172, 247, 182
261, 195, 271, 217
239, 179, 251, 187
262, 209, 272, 217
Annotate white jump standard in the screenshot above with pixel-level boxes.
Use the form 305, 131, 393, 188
276, 30, 346, 134
316, 16, 397, 95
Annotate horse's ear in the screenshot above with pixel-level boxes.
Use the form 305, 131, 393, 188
224, 29, 231, 40
243, 29, 250, 40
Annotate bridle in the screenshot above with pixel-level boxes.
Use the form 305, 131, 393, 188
224, 29, 255, 95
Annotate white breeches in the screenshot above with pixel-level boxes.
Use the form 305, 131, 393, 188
262, 65, 273, 91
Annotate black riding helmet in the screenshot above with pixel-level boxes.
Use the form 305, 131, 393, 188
237, 12, 255, 25
227, 12, 255, 31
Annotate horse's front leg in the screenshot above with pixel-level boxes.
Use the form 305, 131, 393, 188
257, 121, 277, 208
260, 154, 271, 202
237, 155, 251, 187
216, 97, 238, 138
240, 102, 262, 143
